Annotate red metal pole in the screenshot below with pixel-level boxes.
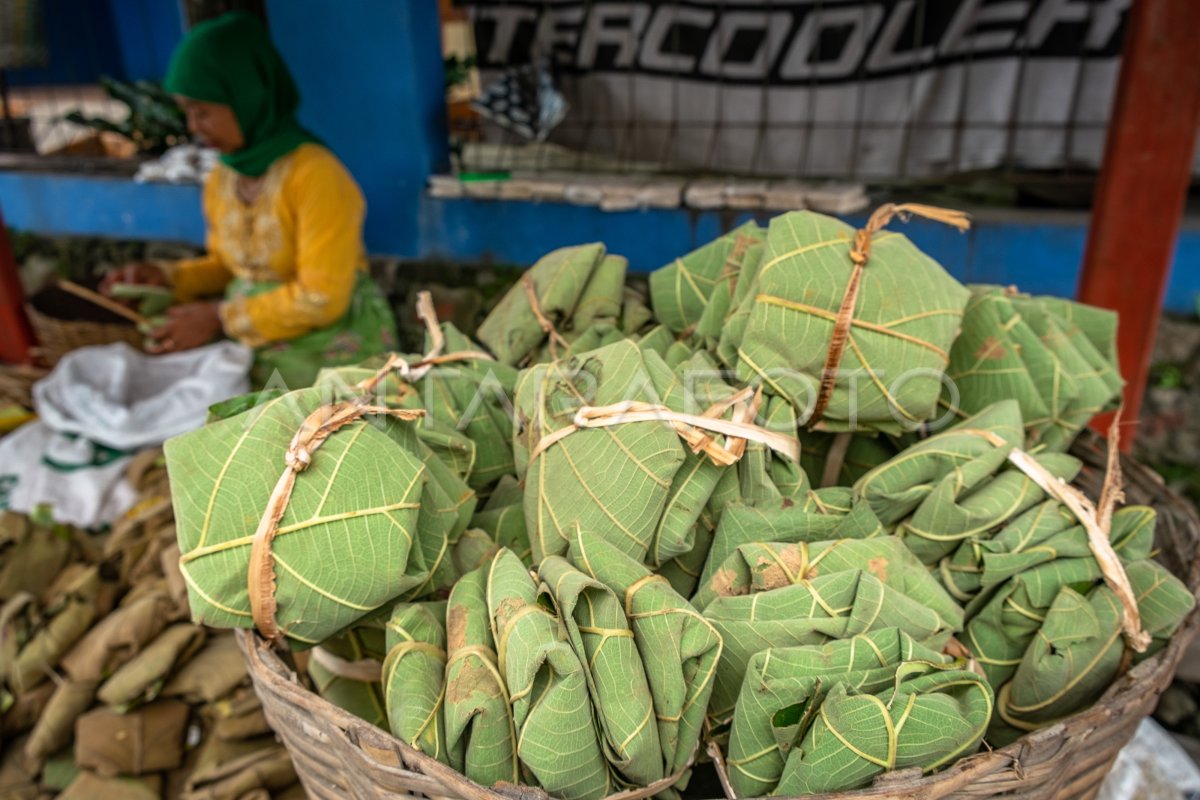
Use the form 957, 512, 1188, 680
0, 207, 36, 365
1078, 0, 1200, 451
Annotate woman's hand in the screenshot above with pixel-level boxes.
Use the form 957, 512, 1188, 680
148, 302, 224, 354
100, 262, 170, 300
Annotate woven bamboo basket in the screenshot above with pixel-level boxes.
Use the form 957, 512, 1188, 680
237, 431, 1200, 800
25, 286, 144, 366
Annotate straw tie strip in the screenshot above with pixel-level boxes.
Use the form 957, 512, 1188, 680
809, 203, 971, 427
968, 412, 1150, 652
310, 646, 384, 682
522, 276, 570, 360
527, 398, 800, 468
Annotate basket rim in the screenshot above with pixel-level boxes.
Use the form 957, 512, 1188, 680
239, 433, 1200, 800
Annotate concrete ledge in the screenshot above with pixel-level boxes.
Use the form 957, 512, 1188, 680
1, 170, 1196, 314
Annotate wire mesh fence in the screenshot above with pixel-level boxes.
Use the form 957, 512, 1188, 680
453, 0, 1198, 184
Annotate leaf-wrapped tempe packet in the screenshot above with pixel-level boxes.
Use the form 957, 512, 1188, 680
477, 243, 612, 366
697, 488, 885, 590
703, 569, 961, 724
649, 221, 765, 335
515, 340, 797, 565
382, 603, 458, 767
444, 567, 519, 787
487, 548, 610, 800
539, 555, 663, 786
691, 538, 965, 630
853, 401, 1081, 565
964, 507, 1194, 744
942, 287, 1123, 452
568, 529, 721, 780
166, 386, 428, 646
772, 661, 992, 795
726, 628, 953, 797
723, 205, 971, 433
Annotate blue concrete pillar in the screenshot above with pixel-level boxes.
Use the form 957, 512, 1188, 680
265, 0, 448, 256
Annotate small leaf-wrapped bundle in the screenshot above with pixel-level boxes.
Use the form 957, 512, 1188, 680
988, 559, 1193, 745
725, 628, 952, 797
470, 475, 531, 565
697, 487, 885, 590
940, 503, 1153, 604
649, 221, 765, 336
772, 662, 992, 795
691, 538, 965, 631
539, 555, 663, 786
567, 530, 721, 781
477, 243, 613, 366
515, 340, 682, 565
724, 206, 971, 433
7, 565, 101, 693
167, 386, 429, 647
962, 507, 1194, 744
703, 569, 961, 724
487, 549, 610, 800
0, 512, 71, 603
941, 287, 1123, 452
1010, 293, 1123, 451
853, 401, 1082, 565
97, 623, 205, 710
444, 567, 519, 787
309, 624, 387, 729
382, 604, 457, 767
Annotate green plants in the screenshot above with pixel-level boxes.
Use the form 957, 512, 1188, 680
65, 77, 189, 156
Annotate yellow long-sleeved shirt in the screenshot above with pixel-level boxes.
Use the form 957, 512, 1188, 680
167, 143, 367, 347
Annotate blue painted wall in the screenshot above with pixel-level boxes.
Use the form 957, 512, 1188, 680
266, 0, 449, 253
6, 0, 125, 86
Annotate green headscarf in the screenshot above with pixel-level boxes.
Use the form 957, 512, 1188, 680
164, 11, 318, 177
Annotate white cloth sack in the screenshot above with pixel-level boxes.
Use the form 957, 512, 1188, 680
0, 421, 137, 528
33, 341, 252, 450
0, 341, 251, 527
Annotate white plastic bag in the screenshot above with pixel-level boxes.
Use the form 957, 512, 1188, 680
0, 422, 136, 528
0, 341, 251, 527
33, 341, 252, 450
1098, 718, 1200, 800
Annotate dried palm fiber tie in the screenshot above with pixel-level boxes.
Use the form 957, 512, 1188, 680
523, 275, 570, 360
722, 204, 971, 434
516, 341, 800, 565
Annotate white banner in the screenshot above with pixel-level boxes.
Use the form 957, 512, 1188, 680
466, 0, 1200, 178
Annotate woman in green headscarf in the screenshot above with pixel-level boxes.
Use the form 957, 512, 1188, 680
102, 11, 396, 388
